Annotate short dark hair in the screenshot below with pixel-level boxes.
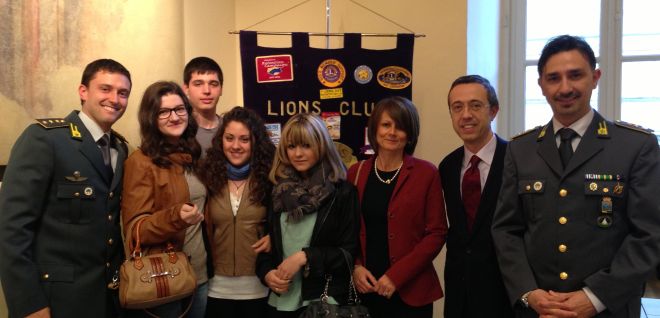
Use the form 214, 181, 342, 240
137, 81, 201, 169
183, 57, 223, 86
538, 35, 597, 76
80, 59, 131, 87
367, 96, 420, 155
448, 75, 499, 108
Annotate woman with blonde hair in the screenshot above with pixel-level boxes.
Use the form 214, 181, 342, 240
257, 113, 360, 318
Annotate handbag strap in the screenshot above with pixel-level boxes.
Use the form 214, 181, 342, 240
319, 248, 361, 304
131, 217, 177, 258
338, 247, 361, 305
353, 160, 365, 187
142, 288, 195, 318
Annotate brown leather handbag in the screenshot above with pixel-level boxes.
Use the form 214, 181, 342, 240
119, 218, 197, 310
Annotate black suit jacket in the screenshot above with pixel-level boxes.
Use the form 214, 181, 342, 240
0, 111, 126, 318
439, 136, 513, 318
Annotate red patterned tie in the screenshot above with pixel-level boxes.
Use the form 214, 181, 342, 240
462, 155, 481, 232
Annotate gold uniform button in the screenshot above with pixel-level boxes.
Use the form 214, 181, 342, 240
109, 192, 114, 199
74, 192, 80, 197
108, 238, 113, 245
106, 262, 111, 268
525, 185, 531, 191
560, 272, 568, 280
559, 189, 568, 197
559, 217, 568, 224
558, 244, 567, 253
108, 214, 113, 221
43, 273, 49, 279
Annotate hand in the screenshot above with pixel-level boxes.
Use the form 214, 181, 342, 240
353, 265, 377, 294
549, 290, 597, 318
252, 234, 271, 253
528, 289, 577, 318
276, 251, 306, 280
373, 274, 396, 299
265, 269, 290, 294
26, 307, 50, 318
179, 203, 203, 225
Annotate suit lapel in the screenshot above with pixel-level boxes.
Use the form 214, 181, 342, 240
446, 151, 470, 238
67, 112, 113, 184
537, 122, 563, 177
391, 155, 413, 200
110, 137, 127, 190
562, 113, 607, 179
469, 137, 507, 238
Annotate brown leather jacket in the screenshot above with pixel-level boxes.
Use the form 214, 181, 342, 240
121, 149, 192, 254
205, 180, 268, 276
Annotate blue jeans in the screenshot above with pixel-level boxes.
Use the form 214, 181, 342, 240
186, 281, 208, 318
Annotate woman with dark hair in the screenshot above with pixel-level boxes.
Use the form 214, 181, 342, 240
257, 113, 360, 318
198, 106, 275, 318
121, 81, 207, 317
347, 96, 447, 318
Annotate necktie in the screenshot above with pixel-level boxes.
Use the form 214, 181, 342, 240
558, 128, 577, 168
462, 155, 481, 232
98, 134, 113, 177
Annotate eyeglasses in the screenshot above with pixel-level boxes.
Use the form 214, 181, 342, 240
157, 106, 188, 119
450, 102, 489, 114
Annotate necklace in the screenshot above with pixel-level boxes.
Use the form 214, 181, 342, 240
230, 180, 247, 196
374, 157, 403, 184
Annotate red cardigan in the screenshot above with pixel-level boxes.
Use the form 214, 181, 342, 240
347, 155, 447, 306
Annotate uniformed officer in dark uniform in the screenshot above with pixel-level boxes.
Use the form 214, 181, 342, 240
492, 35, 660, 318
0, 59, 132, 318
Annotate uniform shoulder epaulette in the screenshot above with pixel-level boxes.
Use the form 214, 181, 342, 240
35, 118, 69, 129
111, 130, 128, 144
614, 120, 653, 135
511, 125, 542, 140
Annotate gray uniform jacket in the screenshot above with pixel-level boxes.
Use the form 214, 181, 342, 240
492, 111, 660, 318
0, 111, 127, 318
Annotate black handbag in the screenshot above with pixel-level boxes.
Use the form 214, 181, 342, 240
299, 248, 370, 318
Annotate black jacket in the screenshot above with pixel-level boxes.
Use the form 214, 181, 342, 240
439, 136, 513, 318
256, 180, 360, 304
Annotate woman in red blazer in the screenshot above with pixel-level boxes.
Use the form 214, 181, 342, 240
347, 96, 447, 318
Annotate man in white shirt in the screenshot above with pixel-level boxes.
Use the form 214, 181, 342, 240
439, 75, 512, 318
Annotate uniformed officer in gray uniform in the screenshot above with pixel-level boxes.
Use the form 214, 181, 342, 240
0, 59, 132, 318
492, 35, 660, 318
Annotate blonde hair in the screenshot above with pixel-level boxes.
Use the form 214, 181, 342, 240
269, 113, 346, 183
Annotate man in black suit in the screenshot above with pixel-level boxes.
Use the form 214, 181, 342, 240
439, 75, 512, 318
0, 59, 132, 317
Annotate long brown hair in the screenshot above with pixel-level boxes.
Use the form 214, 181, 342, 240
137, 81, 201, 169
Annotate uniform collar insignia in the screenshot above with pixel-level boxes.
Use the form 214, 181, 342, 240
597, 121, 609, 138
69, 123, 82, 140
537, 125, 548, 141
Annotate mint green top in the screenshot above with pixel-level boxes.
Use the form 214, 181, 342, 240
268, 212, 337, 311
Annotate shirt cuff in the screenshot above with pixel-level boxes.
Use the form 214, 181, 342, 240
583, 287, 606, 313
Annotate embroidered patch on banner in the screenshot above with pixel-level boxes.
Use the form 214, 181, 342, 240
354, 65, 373, 84
256, 55, 294, 83
318, 59, 346, 88
319, 88, 343, 100
377, 66, 412, 89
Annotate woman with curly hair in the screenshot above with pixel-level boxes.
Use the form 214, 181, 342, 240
121, 81, 207, 317
198, 106, 275, 318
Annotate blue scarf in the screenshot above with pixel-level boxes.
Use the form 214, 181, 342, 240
227, 163, 250, 180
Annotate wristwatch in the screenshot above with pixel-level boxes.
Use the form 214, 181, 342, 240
520, 291, 531, 308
